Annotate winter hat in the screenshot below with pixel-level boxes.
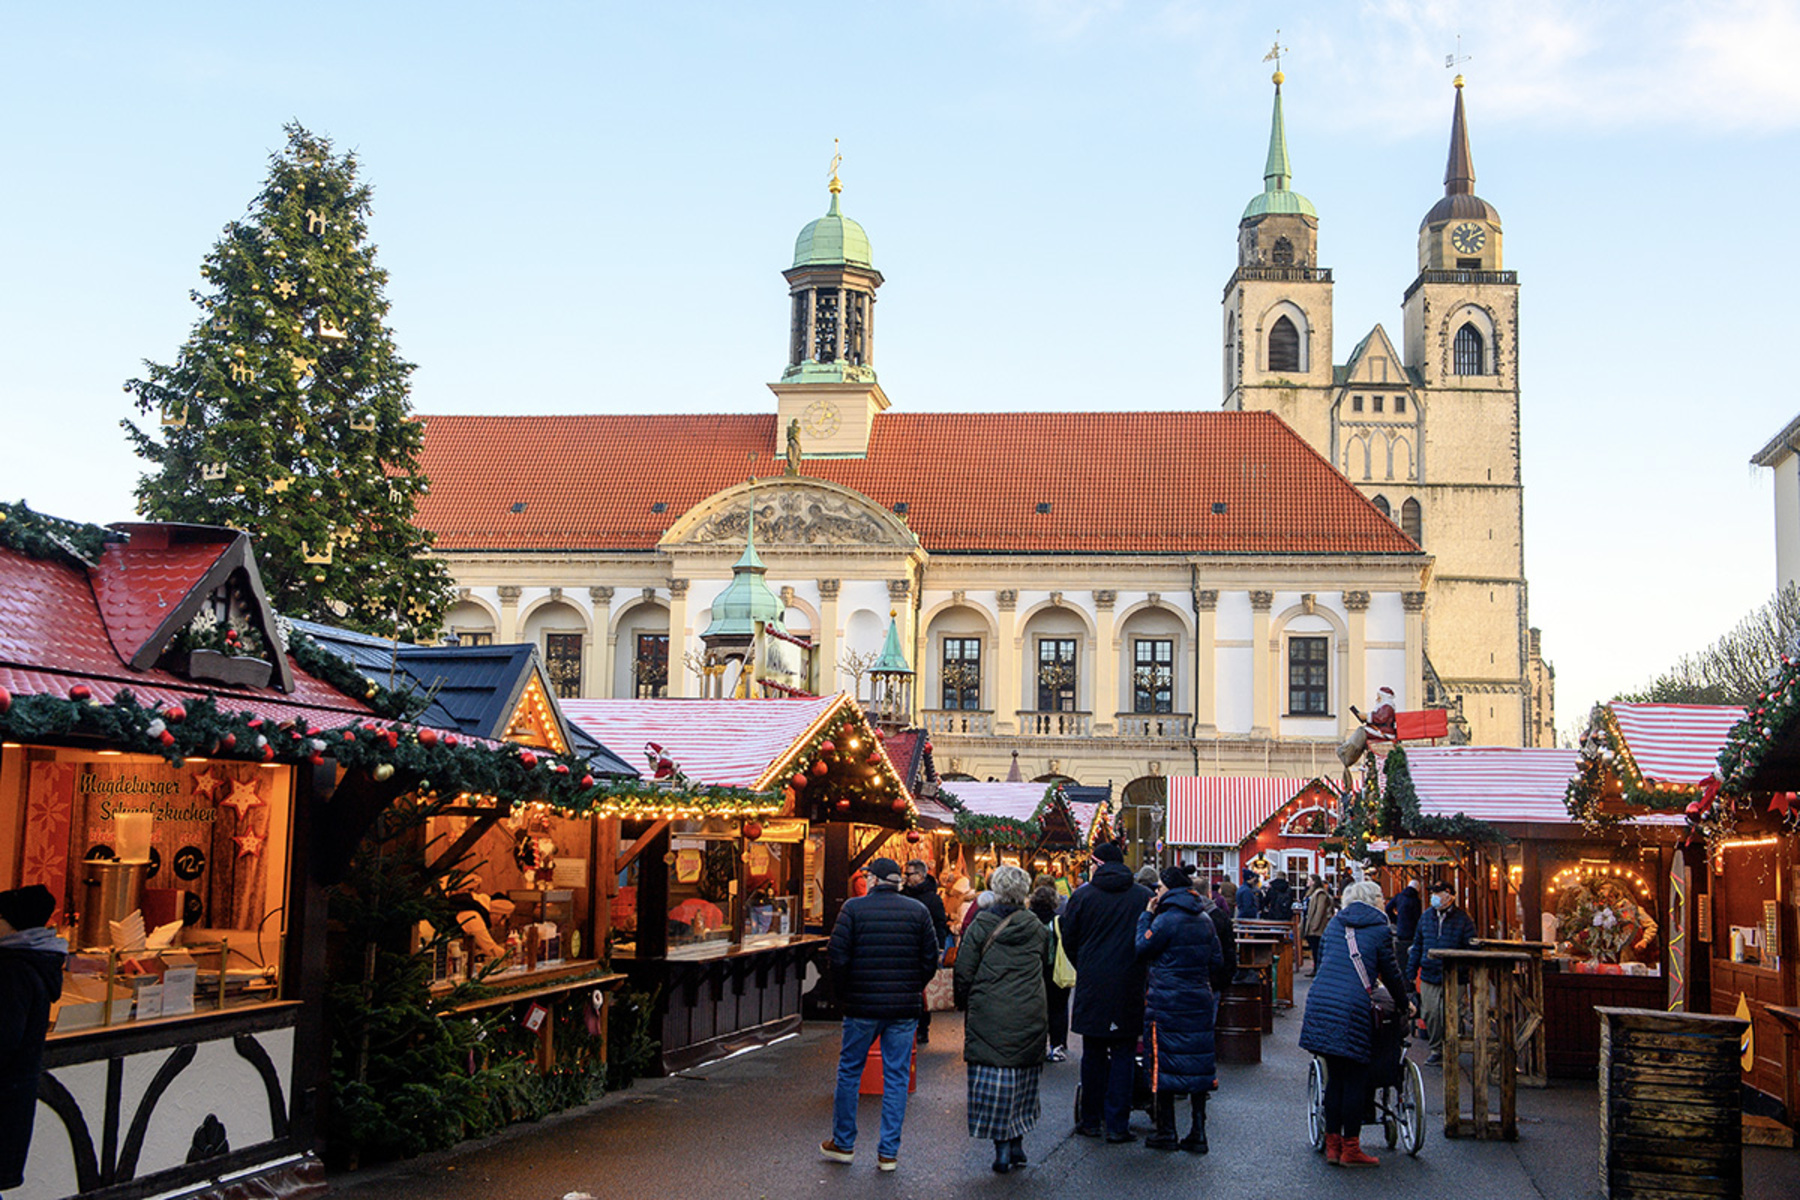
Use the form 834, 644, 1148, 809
1429, 880, 1455, 894
1160, 865, 1193, 890
1091, 842, 1124, 864
0, 884, 56, 930
865, 857, 904, 886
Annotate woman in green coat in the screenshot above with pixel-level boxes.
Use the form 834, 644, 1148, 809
955, 863, 1053, 1174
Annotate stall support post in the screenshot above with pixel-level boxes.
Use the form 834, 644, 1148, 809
1442, 963, 1462, 1137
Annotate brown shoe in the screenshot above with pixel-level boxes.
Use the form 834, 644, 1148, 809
1338, 1136, 1380, 1167
1325, 1132, 1342, 1164
820, 1140, 853, 1164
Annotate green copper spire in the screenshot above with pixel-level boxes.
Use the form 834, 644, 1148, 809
701, 499, 787, 640
1241, 71, 1317, 221
873, 613, 913, 675
792, 167, 874, 269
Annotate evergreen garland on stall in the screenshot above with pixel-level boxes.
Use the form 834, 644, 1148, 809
1717, 654, 1800, 793
286, 628, 429, 721
0, 501, 116, 568
1382, 745, 1506, 845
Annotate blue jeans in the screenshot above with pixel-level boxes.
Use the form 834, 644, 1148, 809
1079, 1033, 1137, 1135
832, 1017, 916, 1157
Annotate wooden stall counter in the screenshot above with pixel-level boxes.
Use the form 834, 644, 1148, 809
434, 962, 625, 1073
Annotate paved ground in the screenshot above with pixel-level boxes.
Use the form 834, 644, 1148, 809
330, 976, 1795, 1200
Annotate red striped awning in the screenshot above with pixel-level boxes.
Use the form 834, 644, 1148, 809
1167, 776, 1306, 846
1406, 746, 1684, 826
1608, 703, 1746, 785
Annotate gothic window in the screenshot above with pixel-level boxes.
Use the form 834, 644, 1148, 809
1269, 315, 1300, 372
1036, 638, 1078, 712
812, 290, 840, 363
1132, 639, 1173, 714
634, 633, 669, 698
1454, 322, 1486, 375
942, 638, 982, 710
1401, 497, 1423, 545
1288, 636, 1329, 715
545, 633, 583, 699
1371, 495, 1391, 517
1271, 236, 1295, 266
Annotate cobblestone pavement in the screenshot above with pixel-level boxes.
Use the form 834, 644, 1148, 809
330, 977, 1794, 1200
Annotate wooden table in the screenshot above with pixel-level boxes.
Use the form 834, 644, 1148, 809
1432, 948, 1538, 1140
1237, 938, 1278, 1033
1237, 919, 1297, 1007
1470, 939, 1551, 1087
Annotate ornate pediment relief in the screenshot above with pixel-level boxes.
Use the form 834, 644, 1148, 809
663, 480, 917, 551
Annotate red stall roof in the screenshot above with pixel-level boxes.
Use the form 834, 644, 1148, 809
1167, 776, 1306, 846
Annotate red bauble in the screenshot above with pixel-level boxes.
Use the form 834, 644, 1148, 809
519, 750, 538, 769
260, 745, 274, 762
221, 733, 236, 750
165, 704, 186, 723
342, 731, 356, 742
743, 820, 764, 840
70, 684, 91, 700
812, 761, 828, 777
791, 772, 807, 789
444, 734, 459, 747
834, 798, 851, 812
248, 718, 263, 729
819, 739, 836, 754
554, 763, 568, 775
225, 628, 239, 644
580, 774, 595, 788
418, 728, 439, 746
159, 730, 176, 747
0, 685, 9, 713
922, 740, 933, 754
309, 752, 325, 766
383, 730, 398, 748
890, 798, 908, 813
905, 829, 922, 843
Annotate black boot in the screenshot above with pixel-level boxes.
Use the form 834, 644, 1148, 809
1180, 1093, 1209, 1154
1145, 1093, 1180, 1150
1008, 1136, 1027, 1167
992, 1139, 1012, 1174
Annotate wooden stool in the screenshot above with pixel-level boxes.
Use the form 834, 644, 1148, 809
1433, 948, 1537, 1140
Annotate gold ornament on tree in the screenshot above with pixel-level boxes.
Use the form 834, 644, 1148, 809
273, 279, 297, 300
305, 208, 328, 235
200, 462, 228, 482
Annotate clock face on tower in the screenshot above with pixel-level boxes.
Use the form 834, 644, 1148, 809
1450, 222, 1487, 255
801, 398, 841, 438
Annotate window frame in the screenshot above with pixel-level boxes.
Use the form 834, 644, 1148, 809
1036, 637, 1078, 713
1131, 638, 1174, 714
1286, 635, 1330, 717
1268, 315, 1301, 373
543, 632, 584, 699
634, 632, 670, 698
940, 637, 983, 711
1453, 322, 1486, 376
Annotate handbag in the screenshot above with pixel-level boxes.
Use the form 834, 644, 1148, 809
1051, 916, 1077, 989
1344, 925, 1397, 1025
942, 933, 958, 968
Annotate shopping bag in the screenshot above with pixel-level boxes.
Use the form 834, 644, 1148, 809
924, 966, 957, 1011
1051, 917, 1077, 989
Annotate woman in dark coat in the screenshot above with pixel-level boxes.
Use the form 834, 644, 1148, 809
955, 865, 1052, 1174
1136, 865, 1222, 1154
1299, 880, 1415, 1167
1265, 874, 1294, 921
1028, 884, 1070, 1062
1235, 870, 1263, 920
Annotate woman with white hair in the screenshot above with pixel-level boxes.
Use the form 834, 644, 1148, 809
954, 863, 1053, 1174
1298, 879, 1414, 1168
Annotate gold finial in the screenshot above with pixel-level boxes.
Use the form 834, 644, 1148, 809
828, 137, 843, 195
1453, 74, 1464, 88
1263, 29, 1288, 83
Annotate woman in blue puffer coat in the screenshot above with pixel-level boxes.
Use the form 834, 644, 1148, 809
1136, 865, 1222, 1155
1299, 879, 1415, 1168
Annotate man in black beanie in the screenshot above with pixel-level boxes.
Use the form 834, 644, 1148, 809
0, 884, 66, 1190
1061, 842, 1152, 1141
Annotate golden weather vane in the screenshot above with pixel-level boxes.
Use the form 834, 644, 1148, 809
829, 138, 843, 194
1263, 30, 1288, 74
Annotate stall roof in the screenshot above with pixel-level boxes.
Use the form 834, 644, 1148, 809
1167, 776, 1305, 846
562, 695, 855, 790
944, 781, 1054, 821
1608, 702, 1746, 786
1407, 746, 1684, 826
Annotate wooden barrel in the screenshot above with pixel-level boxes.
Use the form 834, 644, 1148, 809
1216, 984, 1262, 1065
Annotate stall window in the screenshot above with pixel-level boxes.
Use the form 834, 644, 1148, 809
666, 822, 738, 955
1543, 855, 1662, 974
424, 806, 594, 981
5, 749, 295, 1032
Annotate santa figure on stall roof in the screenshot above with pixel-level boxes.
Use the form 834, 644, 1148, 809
1338, 686, 1399, 770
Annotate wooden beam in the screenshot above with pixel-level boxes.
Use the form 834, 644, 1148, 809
427, 807, 507, 878
847, 836, 888, 875
615, 819, 671, 876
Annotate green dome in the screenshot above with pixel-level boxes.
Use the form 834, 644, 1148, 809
793, 191, 873, 269
701, 506, 789, 640
1242, 189, 1317, 221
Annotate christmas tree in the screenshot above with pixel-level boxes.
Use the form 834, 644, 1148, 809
123, 123, 452, 635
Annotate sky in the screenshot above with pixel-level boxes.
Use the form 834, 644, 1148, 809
4, 1, 1798, 739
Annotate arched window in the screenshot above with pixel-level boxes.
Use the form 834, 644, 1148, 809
1371, 495, 1391, 517
1453, 323, 1485, 375
1271, 236, 1295, 266
1401, 498, 1423, 545
1269, 315, 1300, 372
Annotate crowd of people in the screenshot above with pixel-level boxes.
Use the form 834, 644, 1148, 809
821, 848, 1464, 1175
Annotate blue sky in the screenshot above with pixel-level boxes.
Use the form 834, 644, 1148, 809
4, 1, 1798, 735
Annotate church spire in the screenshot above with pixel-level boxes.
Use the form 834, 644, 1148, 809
1444, 75, 1475, 196
1263, 70, 1294, 193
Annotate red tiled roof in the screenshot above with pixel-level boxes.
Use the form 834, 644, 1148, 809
0, 545, 372, 723
91, 537, 229, 664
414, 411, 1420, 556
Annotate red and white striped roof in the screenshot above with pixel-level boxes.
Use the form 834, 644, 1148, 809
1405, 746, 1684, 826
945, 781, 1051, 822
1068, 800, 1102, 839
1608, 703, 1746, 785
1167, 776, 1306, 846
561, 695, 843, 790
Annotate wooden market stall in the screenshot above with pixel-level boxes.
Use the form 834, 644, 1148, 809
934, 780, 1097, 884
563, 693, 917, 1072
1166, 775, 1308, 891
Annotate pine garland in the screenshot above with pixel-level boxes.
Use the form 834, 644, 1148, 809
0, 500, 115, 568
952, 783, 1075, 847
1717, 654, 1800, 793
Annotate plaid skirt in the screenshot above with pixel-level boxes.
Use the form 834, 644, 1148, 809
966, 1064, 1043, 1140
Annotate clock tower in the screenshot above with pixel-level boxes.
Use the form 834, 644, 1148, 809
769, 167, 889, 459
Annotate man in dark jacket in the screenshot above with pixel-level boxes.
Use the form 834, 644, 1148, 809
1264, 874, 1294, 921
901, 860, 950, 1045
1061, 842, 1152, 1142
822, 858, 939, 1171
1386, 878, 1422, 971
1235, 869, 1263, 920
1409, 880, 1477, 1065
0, 885, 66, 1192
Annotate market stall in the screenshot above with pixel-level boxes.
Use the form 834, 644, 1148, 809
563, 693, 914, 1071
1166, 775, 1307, 890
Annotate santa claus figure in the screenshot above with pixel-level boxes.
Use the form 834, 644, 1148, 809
1337, 685, 1399, 770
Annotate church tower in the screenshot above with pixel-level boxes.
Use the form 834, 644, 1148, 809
1222, 69, 1335, 455
769, 160, 889, 459
1398, 77, 1531, 747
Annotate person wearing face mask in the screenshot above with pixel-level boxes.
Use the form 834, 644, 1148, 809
1408, 881, 1476, 1066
